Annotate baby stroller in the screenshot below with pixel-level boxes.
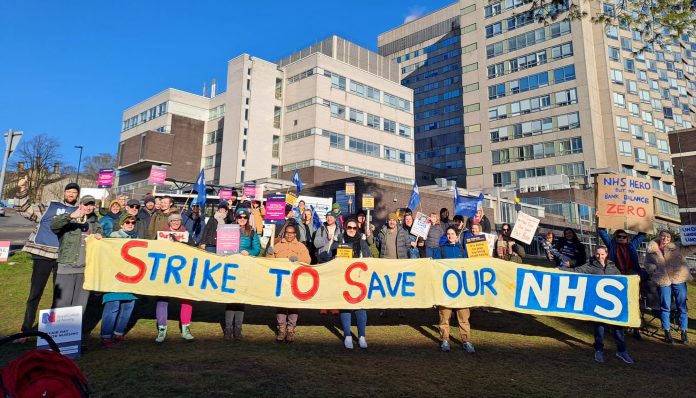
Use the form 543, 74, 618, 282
0, 331, 93, 397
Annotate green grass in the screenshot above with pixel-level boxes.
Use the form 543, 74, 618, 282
1, 251, 696, 397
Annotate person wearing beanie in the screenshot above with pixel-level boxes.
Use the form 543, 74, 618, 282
99, 199, 123, 236
13, 177, 80, 340
375, 212, 410, 260
332, 203, 344, 226
200, 201, 229, 252
313, 210, 343, 263
137, 197, 156, 235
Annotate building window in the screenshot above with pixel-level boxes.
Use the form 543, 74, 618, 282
273, 107, 281, 128
383, 119, 396, 133
618, 140, 632, 156
330, 103, 345, 119
272, 135, 280, 158
349, 108, 364, 124
349, 137, 380, 157
322, 130, 345, 149
367, 114, 380, 129
467, 166, 484, 176
633, 147, 646, 163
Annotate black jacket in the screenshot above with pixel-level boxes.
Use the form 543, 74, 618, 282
560, 259, 621, 275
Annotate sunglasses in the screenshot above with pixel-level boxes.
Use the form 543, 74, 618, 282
502, 228, 510, 231
346, 226, 358, 230
237, 215, 248, 219
128, 205, 140, 209
123, 221, 136, 225
617, 235, 628, 239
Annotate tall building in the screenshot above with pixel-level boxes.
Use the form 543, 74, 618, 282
378, 0, 693, 229
116, 36, 415, 193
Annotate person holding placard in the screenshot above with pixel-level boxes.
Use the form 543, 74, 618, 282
200, 201, 229, 252
147, 196, 176, 239
314, 211, 343, 264
249, 200, 265, 235
355, 210, 375, 246
644, 230, 696, 344
465, 207, 491, 234
337, 218, 372, 349
266, 224, 310, 343
403, 213, 421, 259
495, 223, 525, 263
437, 226, 475, 353
223, 207, 261, 341
554, 228, 586, 268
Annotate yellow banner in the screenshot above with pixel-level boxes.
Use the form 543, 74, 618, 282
85, 238, 641, 327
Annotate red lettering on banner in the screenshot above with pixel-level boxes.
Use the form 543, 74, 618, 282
116, 240, 148, 283
290, 266, 319, 301
343, 262, 368, 304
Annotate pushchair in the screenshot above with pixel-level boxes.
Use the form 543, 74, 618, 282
0, 331, 93, 398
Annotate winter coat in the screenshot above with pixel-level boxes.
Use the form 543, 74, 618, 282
560, 258, 621, 275
202, 217, 221, 247
239, 229, 261, 256
465, 215, 492, 234
99, 212, 122, 237
146, 209, 174, 240
182, 210, 206, 246
644, 239, 696, 287
338, 235, 374, 259
440, 241, 466, 259
425, 223, 444, 248
597, 229, 645, 274
297, 221, 316, 245
50, 213, 102, 267
375, 224, 410, 259
104, 229, 138, 303
554, 238, 586, 267
267, 239, 311, 263
313, 223, 343, 263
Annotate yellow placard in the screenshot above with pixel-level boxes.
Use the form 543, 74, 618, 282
362, 195, 374, 210
285, 192, 298, 206
85, 237, 641, 327
345, 182, 355, 196
465, 235, 489, 258
336, 246, 353, 258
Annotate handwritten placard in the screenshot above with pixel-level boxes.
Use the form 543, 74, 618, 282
156, 231, 189, 242
510, 212, 540, 245
596, 174, 654, 233
680, 225, 696, 246
410, 212, 431, 239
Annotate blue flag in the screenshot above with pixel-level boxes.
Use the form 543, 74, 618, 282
453, 183, 483, 218
292, 169, 303, 193
193, 168, 206, 208
310, 205, 323, 230
407, 181, 420, 210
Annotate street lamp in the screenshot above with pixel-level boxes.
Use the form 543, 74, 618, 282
74, 145, 84, 184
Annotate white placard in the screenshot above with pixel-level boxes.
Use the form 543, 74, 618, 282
510, 212, 540, 245
410, 212, 431, 239
0, 241, 9, 262
680, 225, 696, 246
297, 195, 333, 223
484, 233, 497, 257
38, 306, 82, 358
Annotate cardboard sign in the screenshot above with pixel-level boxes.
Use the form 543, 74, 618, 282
410, 212, 431, 239
38, 306, 82, 358
680, 225, 696, 246
286, 192, 298, 206
337, 245, 354, 258
97, 169, 114, 188
510, 212, 540, 245
362, 194, 374, 210
265, 194, 287, 223
465, 235, 490, 258
217, 224, 240, 255
0, 241, 9, 262
148, 165, 167, 185
596, 173, 654, 233
345, 182, 355, 196
156, 230, 189, 242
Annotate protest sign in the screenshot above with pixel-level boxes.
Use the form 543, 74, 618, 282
345, 182, 355, 196
298, 195, 333, 222
362, 194, 374, 210
680, 225, 696, 246
217, 224, 240, 255
85, 237, 641, 327
286, 192, 298, 206
465, 235, 490, 258
243, 183, 256, 199
484, 233, 497, 257
410, 212, 431, 239
0, 241, 9, 262
596, 174, 654, 233
510, 212, 541, 245
156, 231, 189, 243
38, 306, 82, 358
337, 246, 354, 258
219, 189, 232, 201
148, 165, 167, 185
265, 194, 287, 224
97, 169, 114, 188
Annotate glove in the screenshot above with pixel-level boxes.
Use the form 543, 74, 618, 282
289, 256, 298, 262
266, 246, 274, 255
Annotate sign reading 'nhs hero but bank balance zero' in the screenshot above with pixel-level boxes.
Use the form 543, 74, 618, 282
596, 173, 654, 233
85, 238, 641, 327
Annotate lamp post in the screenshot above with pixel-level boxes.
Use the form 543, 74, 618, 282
74, 145, 83, 184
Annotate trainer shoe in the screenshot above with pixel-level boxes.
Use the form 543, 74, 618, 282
155, 326, 167, 343
344, 336, 354, 349
181, 324, 195, 341
594, 350, 604, 363
358, 336, 368, 349
681, 330, 689, 344
462, 341, 476, 353
616, 351, 634, 365
440, 341, 451, 352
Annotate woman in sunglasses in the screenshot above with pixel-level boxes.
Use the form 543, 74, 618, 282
223, 207, 261, 341
597, 228, 646, 275
495, 223, 525, 263
336, 218, 373, 349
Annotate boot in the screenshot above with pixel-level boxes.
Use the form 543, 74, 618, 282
664, 330, 673, 344
681, 330, 689, 344
286, 326, 295, 343
181, 324, 194, 341
155, 325, 167, 343
234, 326, 243, 341
276, 324, 287, 343
224, 327, 234, 341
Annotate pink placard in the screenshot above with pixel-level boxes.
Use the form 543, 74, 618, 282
216, 224, 240, 255
97, 169, 114, 188
264, 194, 286, 223
148, 166, 167, 185
219, 189, 232, 201
243, 183, 256, 199
0, 241, 9, 262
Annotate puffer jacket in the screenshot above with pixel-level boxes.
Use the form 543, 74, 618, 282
644, 239, 696, 287
313, 223, 343, 263
425, 223, 444, 248
50, 212, 102, 267
239, 228, 261, 256
375, 224, 410, 259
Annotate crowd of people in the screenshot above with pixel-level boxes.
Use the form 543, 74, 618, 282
11, 178, 696, 364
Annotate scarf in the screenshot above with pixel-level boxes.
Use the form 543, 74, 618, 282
615, 244, 632, 274
343, 233, 363, 258
106, 211, 121, 220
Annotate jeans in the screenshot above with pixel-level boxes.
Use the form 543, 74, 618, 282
594, 323, 625, 353
21, 256, 58, 332
340, 310, 367, 338
659, 283, 688, 331
101, 300, 135, 339
205, 246, 216, 253
425, 247, 441, 259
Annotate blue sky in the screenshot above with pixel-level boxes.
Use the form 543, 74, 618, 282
0, 0, 445, 168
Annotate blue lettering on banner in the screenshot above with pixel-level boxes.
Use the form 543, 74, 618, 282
514, 269, 628, 322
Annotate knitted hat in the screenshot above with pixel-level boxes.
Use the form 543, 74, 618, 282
168, 213, 182, 223
109, 199, 121, 209
326, 211, 338, 219
143, 197, 155, 205
235, 207, 251, 217
64, 182, 80, 193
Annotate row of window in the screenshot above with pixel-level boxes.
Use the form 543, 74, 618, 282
415, 116, 461, 133
484, 0, 532, 18
486, 20, 571, 59
209, 104, 225, 121
414, 75, 460, 95
488, 88, 578, 121
485, 1, 568, 39
401, 48, 463, 74
618, 141, 670, 169
488, 65, 576, 100
490, 112, 580, 143
205, 129, 223, 145
488, 42, 573, 79
122, 102, 168, 132
401, 62, 461, 85
494, 162, 585, 187
415, 103, 462, 121
281, 159, 413, 185
414, 89, 461, 107
492, 137, 583, 165
394, 35, 460, 64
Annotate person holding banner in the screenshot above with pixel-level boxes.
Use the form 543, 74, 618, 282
554, 228, 586, 268
200, 202, 229, 252
437, 226, 475, 353
337, 218, 372, 349
644, 230, 696, 344
14, 178, 79, 339
376, 212, 409, 260
266, 224, 310, 343
154, 212, 195, 343
137, 197, 156, 236
223, 207, 261, 341
182, 204, 206, 247
559, 246, 634, 364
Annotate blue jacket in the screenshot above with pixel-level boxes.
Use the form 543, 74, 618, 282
99, 213, 121, 237
439, 242, 466, 259
239, 229, 261, 256
182, 210, 206, 246
597, 228, 645, 274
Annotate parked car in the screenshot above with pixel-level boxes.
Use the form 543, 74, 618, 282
0, 203, 5, 216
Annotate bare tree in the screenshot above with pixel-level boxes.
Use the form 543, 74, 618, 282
81, 153, 117, 181
14, 134, 62, 202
